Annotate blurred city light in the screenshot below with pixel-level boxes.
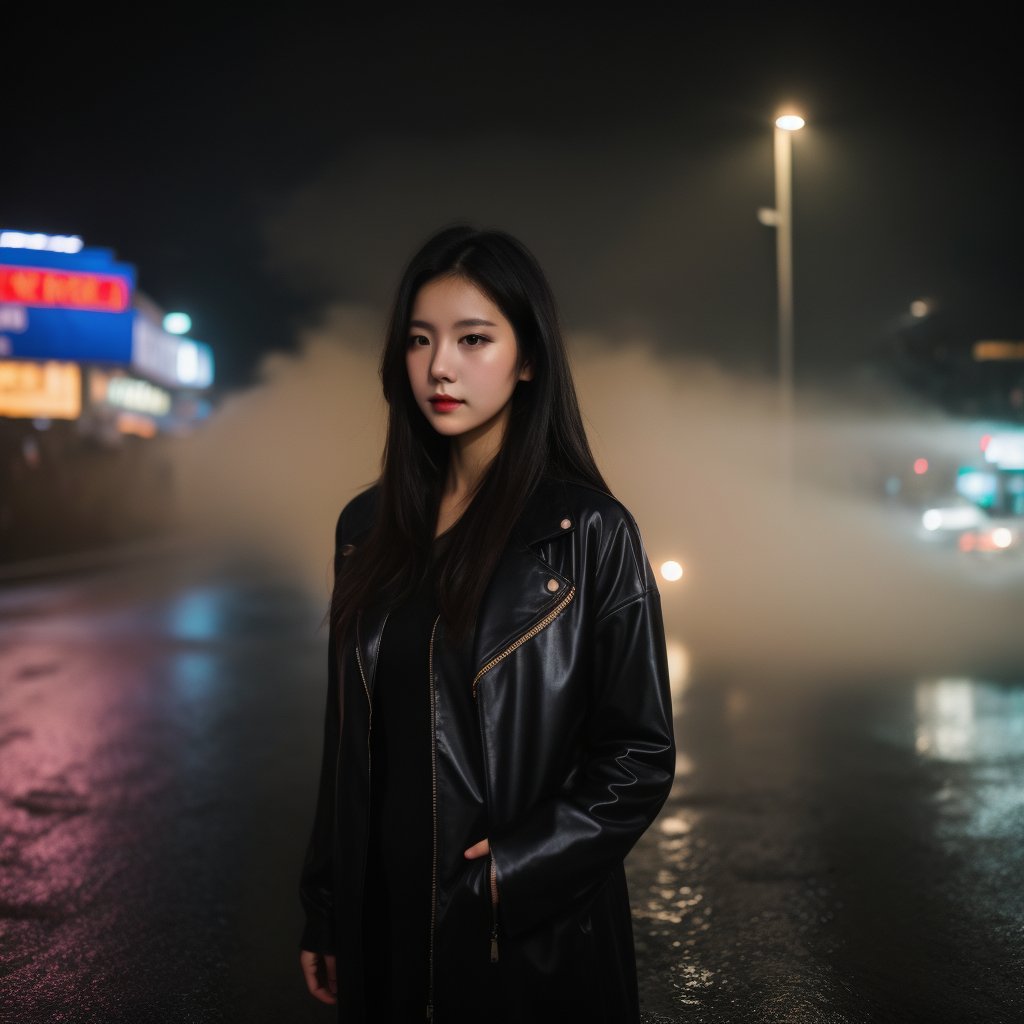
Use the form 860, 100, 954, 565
913, 458, 929, 475
955, 467, 998, 508
660, 560, 685, 582
664, 637, 690, 703
973, 340, 1024, 361
916, 677, 1024, 763
163, 312, 192, 335
921, 504, 987, 532
983, 432, 1024, 469
177, 340, 203, 383
0, 229, 83, 253
992, 527, 1013, 549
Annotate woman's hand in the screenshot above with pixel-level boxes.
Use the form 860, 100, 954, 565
300, 949, 337, 1005
464, 837, 499, 902
463, 837, 490, 860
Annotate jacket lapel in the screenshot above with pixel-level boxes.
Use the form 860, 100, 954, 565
470, 477, 577, 681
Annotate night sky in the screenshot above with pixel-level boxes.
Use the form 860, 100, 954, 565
5, 7, 1021, 393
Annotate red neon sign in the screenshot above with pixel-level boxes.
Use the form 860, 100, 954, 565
0, 265, 130, 312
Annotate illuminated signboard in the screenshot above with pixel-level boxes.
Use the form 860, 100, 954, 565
0, 241, 137, 363
974, 340, 1024, 361
0, 230, 84, 254
0, 265, 130, 312
0, 237, 215, 392
132, 313, 214, 389
117, 411, 158, 438
0, 359, 81, 419
0, 302, 134, 363
89, 369, 172, 416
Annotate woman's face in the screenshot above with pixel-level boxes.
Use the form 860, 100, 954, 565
406, 274, 533, 446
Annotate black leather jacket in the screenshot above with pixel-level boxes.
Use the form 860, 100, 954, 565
299, 475, 676, 1022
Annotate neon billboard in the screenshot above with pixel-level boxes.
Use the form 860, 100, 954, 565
0, 242, 137, 363
0, 265, 130, 312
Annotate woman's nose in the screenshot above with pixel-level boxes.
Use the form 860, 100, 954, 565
430, 342, 456, 382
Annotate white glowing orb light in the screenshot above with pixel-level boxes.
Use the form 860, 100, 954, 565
775, 114, 805, 131
992, 528, 1013, 549
163, 312, 192, 335
922, 510, 943, 531
660, 560, 684, 582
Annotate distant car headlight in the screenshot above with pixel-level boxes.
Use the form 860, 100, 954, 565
921, 506, 986, 532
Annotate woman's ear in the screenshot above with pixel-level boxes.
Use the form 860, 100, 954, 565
518, 360, 534, 382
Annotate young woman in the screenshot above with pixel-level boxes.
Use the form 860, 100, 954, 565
298, 224, 675, 1023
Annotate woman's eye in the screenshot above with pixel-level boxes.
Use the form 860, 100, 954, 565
462, 334, 487, 346
408, 335, 428, 347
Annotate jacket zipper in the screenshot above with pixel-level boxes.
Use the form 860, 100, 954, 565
427, 614, 441, 1021
489, 855, 499, 963
472, 583, 577, 965
471, 585, 576, 697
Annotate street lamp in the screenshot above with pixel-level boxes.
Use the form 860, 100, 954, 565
758, 110, 805, 487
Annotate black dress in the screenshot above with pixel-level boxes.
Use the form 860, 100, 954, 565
361, 533, 501, 1022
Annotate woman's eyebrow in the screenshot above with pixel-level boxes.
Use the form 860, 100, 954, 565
409, 318, 498, 330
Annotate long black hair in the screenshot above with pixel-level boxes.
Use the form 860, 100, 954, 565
329, 223, 611, 651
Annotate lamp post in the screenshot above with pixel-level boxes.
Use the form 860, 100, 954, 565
758, 111, 805, 489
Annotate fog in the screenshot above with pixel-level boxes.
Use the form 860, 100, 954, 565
167, 306, 1024, 684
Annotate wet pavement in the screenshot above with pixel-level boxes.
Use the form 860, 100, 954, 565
0, 544, 1021, 1023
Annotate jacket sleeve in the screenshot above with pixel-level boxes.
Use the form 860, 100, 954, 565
490, 515, 677, 938
297, 508, 347, 953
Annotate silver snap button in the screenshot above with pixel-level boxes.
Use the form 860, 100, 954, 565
560, 518, 571, 529
546, 578, 559, 592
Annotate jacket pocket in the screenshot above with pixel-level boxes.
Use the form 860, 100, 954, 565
494, 890, 605, 1019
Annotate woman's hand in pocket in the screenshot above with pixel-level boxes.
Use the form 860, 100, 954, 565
463, 836, 490, 860
464, 837, 498, 902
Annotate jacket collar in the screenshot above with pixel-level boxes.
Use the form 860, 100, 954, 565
350, 474, 580, 699
511, 475, 576, 548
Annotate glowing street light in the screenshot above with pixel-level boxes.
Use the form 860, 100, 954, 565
660, 560, 685, 582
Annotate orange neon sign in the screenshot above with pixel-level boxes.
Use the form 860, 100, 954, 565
0, 264, 130, 312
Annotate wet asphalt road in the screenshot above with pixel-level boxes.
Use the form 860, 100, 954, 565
0, 542, 1021, 1023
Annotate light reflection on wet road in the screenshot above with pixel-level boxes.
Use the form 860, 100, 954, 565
1, 547, 1021, 1023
